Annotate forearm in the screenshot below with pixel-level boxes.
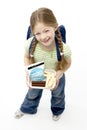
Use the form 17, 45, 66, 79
56, 57, 72, 79
24, 57, 30, 66
24, 53, 31, 87
24, 52, 30, 67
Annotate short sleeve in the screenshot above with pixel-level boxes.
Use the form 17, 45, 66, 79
63, 44, 72, 58
24, 37, 34, 53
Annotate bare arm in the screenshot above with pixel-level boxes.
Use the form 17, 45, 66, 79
24, 51, 30, 66
56, 57, 72, 79
24, 51, 31, 87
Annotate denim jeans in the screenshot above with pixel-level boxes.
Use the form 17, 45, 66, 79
20, 74, 65, 115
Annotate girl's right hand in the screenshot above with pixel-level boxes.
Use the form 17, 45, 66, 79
25, 72, 32, 89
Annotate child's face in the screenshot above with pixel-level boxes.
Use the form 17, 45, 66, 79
33, 22, 56, 47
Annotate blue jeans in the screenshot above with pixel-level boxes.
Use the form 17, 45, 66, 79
20, 74, 65, 115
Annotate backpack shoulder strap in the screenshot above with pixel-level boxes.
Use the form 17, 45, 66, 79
59, 25, 66, 43
26, 26, 32, 40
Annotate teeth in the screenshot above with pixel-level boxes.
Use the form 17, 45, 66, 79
43, 38, 49, 42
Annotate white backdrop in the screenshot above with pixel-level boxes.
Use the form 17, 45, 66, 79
0, 0, 87, 130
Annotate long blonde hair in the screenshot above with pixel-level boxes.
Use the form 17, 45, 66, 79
29, 7, 66, 70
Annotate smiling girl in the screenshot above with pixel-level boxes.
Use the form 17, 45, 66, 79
15, 7, 72, 121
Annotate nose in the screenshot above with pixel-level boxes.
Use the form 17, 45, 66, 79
40, 33, 46, 40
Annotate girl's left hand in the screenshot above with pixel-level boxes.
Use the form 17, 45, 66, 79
50, 77, 59, 91
50, 71, 63, 90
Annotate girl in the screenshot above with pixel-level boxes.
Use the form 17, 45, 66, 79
15, 7, 72, 121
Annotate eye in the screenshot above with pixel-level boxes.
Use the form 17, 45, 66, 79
45, 30, 49, 33
35, 33, 40, 37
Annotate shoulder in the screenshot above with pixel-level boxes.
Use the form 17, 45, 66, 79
24, 37, 34, 53
25, 37, 34, 48
63, 43, 72, 58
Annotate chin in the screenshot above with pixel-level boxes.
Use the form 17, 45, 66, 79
43, 44, 51, 47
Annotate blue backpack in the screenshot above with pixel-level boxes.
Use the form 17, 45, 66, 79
26, 25, 66, 61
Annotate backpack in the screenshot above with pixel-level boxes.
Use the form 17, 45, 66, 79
26, 25, 66, 61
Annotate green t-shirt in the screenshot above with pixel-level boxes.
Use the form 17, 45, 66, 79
25, 37, 71, 70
